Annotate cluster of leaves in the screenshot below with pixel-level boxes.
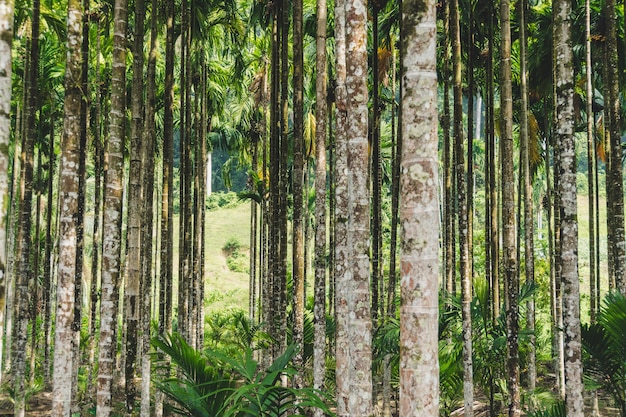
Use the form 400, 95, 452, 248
152, 333, 335, 417
583, 292, 626, 417
207, 191, 245, 211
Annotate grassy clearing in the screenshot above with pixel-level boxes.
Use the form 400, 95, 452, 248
204, 201, 252, 314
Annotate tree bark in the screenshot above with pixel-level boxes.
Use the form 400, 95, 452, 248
399, 0, 440, 415
97, 0, 127, 413
51, 2, 81, 414
518, 0, 536, 392
313, 0, 328, 411
125, 0, 145, 409
13, 1, 40, 414
500, 0, 520, 415
292, 0, 305, 387
605, 0, 626, 293
553, 0, 584, 414
451, 0, 474, 411
340, 0, 372, 414
0, 0, 14, 386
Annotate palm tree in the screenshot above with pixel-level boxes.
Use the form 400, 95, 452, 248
500, 0, 520, 415
292, 0, 306, 387
51, 1, 82, 415
125, 0, 145, 409
13, 1, 40, 414
0, 0, 14, 386
451, 0, 473, 410
140, 1, 158, 415
398, 0, 439, 414
341, 0, 372, 414
553, 0, 584, 414
313, 0, 328, 411
334, 0, 350, 411
157, 0, 176, 414
518, 0, 536, 391
97, 0, 128, 414
605, 0, 625, 293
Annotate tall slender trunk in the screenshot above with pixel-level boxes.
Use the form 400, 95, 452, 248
518, 0, 536, 391
333, 0, 350, 411
442, 0, 454, 298
88, 17, 105, 396
399, 0, 440, 414
340, 0, 372, 414
487, 6, 499, 322
14, 1, 40, 414
553, 0, 584, 414
313, 0, 327, 411
278, 0, 290, 357
370, 1, 381, 322
267, 4, 280, 363
139, 2, 157, 415
387, 42, 399, 317
0, 0, 14, 386
43, 107, 55, 386
71, 0, 89, 410
500, 0, 520, 415
451, 0, 473, 410
51, 1, 82, 414
292, 0, 306, 386
97, 0, 128, 413
585, 0, 597, 324
125, 0, 145, 408
606, 0, 626, 293
156, 0, 175, 415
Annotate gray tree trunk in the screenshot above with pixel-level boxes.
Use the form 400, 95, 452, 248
313, 0, 327, 412
399, 0, 440, 415
97, 0, 128, 414
500, 0, 520, 415
553, 0, 584, 414
340, 0, 372, 414
51, 2, 82, 415
0, 0, 14, 386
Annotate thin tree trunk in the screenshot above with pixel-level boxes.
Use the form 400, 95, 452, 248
387, 41, 399, 318
14, 1, 40, 414
51, 1, 82, 414
88, 15, 104, 397
370, 1, 381, 322
71, 1, 89, 410
0, 0, 13, 387
140, 3, 157, 412
500, 0, 520, 415
442, 0, 454, 298
313, 0, 327, 410
399, 0, 439, 414
334, 0, 350, 411
97, 0, 128, 413
341, 0, 372, 414
606, 0, 626, 293
451, 0, 473, 410
125, 0, 145, 408
156, 1, 175, 415
518, 0, 536, 392
292, 0, 305, 387
278, 0, 290, 358
553, 0, 584, 414
43, 107, 55, 386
